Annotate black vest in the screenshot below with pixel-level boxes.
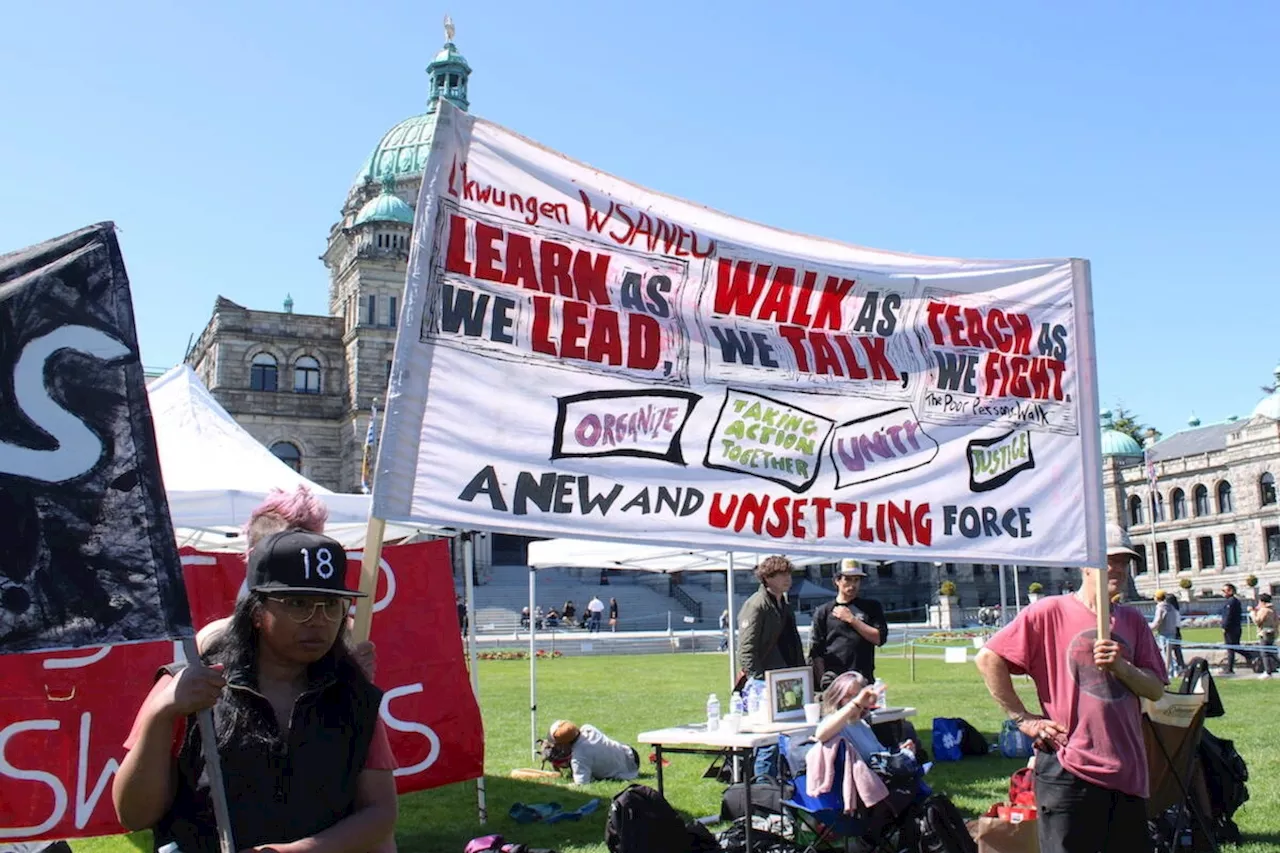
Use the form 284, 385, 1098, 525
153, 660, 382, 853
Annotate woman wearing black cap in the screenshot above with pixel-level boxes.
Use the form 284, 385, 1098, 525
112, 529, 398, 853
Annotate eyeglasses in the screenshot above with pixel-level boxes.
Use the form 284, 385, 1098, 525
266, 596, 351, 624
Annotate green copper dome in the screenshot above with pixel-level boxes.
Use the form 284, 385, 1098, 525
1100, 410, 1143, 457
354, 112, 440, 188
351, 25, 470, 190
354, 174, 415, 226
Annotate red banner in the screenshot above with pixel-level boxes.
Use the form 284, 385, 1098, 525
0, 540, 483, 841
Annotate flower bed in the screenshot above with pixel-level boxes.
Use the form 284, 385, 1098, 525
915, 631, 988, 644
477, 649, 564, 661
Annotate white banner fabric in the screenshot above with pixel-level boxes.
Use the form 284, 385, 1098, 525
372, 101, 1104, 567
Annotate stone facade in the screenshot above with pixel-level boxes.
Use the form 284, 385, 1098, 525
186, 297, 348, 488
1104, 413, 1280, 599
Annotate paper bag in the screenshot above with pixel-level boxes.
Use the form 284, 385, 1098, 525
966, 815, 1039, 853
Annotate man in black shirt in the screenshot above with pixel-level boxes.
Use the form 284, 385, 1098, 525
809, 559, 888, 688
1221, 583, 1243, 674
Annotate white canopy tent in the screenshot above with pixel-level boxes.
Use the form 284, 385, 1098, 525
148, 366, 435, 550
526, 539, 833, 759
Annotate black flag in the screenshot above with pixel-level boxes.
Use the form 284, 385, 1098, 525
0, 223, 191, 654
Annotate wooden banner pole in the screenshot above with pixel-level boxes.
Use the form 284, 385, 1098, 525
352, 516, 387, 643
1096, 567, 1112, 641
181, 637, 235, 853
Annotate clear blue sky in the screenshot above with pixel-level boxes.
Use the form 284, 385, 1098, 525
2, 1, 1276, 437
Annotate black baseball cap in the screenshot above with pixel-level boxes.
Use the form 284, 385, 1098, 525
246, 529, 366, 598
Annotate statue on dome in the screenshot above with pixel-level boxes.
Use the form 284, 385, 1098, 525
444, 14, 455, 42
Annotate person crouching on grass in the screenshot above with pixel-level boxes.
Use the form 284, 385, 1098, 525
112, 529, 398, 853
975, 524, 1166, 853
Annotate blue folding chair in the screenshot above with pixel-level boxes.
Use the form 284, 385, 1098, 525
779, 732, 927, 853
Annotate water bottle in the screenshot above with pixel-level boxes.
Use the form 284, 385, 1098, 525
873, 678, 887, 709
706, 693, 721, 731
730, 691, 745, 716
747, 682, 761, 716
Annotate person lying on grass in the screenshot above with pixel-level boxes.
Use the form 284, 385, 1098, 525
549, 719, 641, 785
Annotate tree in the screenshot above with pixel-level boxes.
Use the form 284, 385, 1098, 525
1111, 404, 1161, 445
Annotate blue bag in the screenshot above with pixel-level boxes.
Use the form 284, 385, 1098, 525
998, 719, 1035, 758
931, 717, 964, 762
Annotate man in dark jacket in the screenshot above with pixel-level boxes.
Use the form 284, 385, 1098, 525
737, 555, 803, 778
809, 559, 889, 688
1221, 583, 1243, 674
737, 555, 804, 679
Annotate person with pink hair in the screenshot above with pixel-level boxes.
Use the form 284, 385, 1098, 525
194, 486, 333, 651
815, 671, 916, 761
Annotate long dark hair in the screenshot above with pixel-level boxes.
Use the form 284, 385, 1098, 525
202, 593, 369, 748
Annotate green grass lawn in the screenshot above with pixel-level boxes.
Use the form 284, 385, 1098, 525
73, 651, 1279, 853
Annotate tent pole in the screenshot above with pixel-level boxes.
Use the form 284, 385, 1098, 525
999, 564, 1009, 626
726, 553, 738, 694
529, 564, 538, 761
463, 534, 487, 823
1013, 565, 1022, 617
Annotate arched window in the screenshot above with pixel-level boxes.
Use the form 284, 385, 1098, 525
1128, 495, 1145, 525
294, 356, 321, 394
1151, 492, 1166, 522
1193, 484, 1209, 517
1171, 488, 1187, 520
270, 441, 302, 473
1217, 481, 1234, 514
250, 353, 278, 392
1261, 473, 1277, 507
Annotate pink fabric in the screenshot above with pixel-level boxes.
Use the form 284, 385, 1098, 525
805, 736, 889, 814
985, 595, 1167, 798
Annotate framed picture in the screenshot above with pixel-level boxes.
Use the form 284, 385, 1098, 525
764, 666, 814, 723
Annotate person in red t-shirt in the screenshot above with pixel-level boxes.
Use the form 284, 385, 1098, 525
976, 524, 1167, 853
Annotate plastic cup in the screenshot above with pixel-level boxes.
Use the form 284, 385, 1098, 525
722, 713, 742, 733
804, 702, 821, 724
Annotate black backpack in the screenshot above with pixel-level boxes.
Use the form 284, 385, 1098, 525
912, 794, 978, 853
957, 720, 989, 756
1198, 729, 1249, 843
605, 784, 691, 853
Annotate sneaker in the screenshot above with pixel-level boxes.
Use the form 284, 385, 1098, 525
1259, 672, 1272, 680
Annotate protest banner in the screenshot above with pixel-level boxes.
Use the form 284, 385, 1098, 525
0, 540, 483, 841
0, 223, 192, 654
371, 101, 1105, 567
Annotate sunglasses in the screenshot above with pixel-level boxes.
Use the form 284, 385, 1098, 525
266, 596, 352, 624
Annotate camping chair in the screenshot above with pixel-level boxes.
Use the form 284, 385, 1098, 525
778, 732, 923, 853
1143, 690, 1218, 853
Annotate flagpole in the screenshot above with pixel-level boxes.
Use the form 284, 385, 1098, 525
181, 637, 236, 853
